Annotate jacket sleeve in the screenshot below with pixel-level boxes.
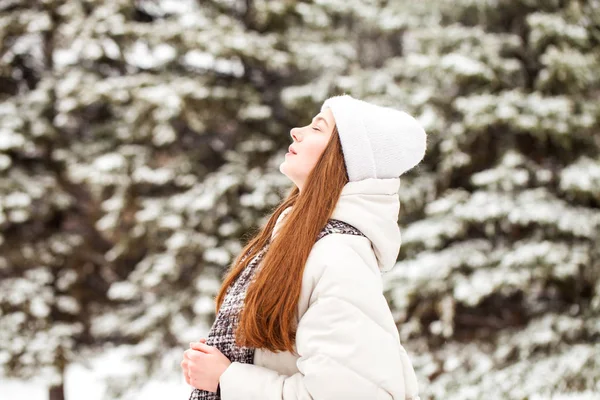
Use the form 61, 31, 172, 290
218, 239, 420, 400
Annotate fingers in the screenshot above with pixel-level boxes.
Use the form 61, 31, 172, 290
190, 338, 208, 346
181, 360, 191, 385
190, 341, 213, 353
189, 338, 207, 347
181, 339, 209, 387
184, 348, 205, 361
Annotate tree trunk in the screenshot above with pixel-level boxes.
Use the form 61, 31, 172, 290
50, 347, 66, 400
49, 383, 64, 400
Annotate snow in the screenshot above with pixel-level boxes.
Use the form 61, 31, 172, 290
0, 130, 26, 151
237, 104, 273, 121
158, 214, 183, 229
137, 85, 181, 110
4, 191, 32, 208
0, 153, 12, 170
107, 281, 138, 301
1, 347, 193, 400
193, 296, 216, 316
135, 200, 163, 223
401, 216, 466, 249
101, 38, 120, 59
94, 153, 126, 172
165, 231, 189, 250
126, 253, 180, 290
440, 53, 493, 78
527, 12, 588, 49
183, 50, 245, 76
56, 296, 81, 314
29, 296, 51, 318
203, 247, 231, 265
183, 50, 214, 69
125, 41, 176, 69
560, 156, 600, 196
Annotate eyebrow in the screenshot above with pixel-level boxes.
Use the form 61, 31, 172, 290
312, 116, 329, 128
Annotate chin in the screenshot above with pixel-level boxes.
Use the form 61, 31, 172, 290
279, 165, 298, 185
279, 165, 292, 179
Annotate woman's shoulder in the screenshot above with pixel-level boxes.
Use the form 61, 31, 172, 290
299, 226, 386, 318
305, 229, 381, 281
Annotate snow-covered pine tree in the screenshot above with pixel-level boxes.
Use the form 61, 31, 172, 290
1, 0, 397, 398
367, 0, 600, 398
0, 0, 309, 398
3, 0, 597, 398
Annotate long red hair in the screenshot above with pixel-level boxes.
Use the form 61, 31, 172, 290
214, 124, 348, 355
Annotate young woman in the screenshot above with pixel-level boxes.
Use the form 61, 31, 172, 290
181, 94, 427, 400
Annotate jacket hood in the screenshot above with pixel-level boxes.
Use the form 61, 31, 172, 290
272, 177, 402, 272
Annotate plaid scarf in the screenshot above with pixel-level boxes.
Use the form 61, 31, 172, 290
189, 219, 366, 400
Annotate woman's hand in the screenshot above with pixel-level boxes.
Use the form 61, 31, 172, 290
181, 338, 206, 387
181, 338, 232, 393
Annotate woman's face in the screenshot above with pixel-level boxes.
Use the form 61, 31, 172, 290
279, 107, 335, 191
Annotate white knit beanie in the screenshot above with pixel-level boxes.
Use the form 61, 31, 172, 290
320, 94, 427, 182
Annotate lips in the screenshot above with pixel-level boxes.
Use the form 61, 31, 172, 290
288, 145, 297, 155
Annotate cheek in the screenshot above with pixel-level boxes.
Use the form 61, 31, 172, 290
302, 148, 321, 164
302, 140, 328, 164
283, 137, 329, 177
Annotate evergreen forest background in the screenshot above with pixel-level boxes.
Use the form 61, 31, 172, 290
0, 0, 599, 399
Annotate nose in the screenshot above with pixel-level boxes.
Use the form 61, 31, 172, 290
290, 127, 301, 142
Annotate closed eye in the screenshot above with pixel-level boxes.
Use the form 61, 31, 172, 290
312, 126, 320, 131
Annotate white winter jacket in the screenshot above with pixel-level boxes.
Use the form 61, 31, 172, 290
218, 177, 420, 400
